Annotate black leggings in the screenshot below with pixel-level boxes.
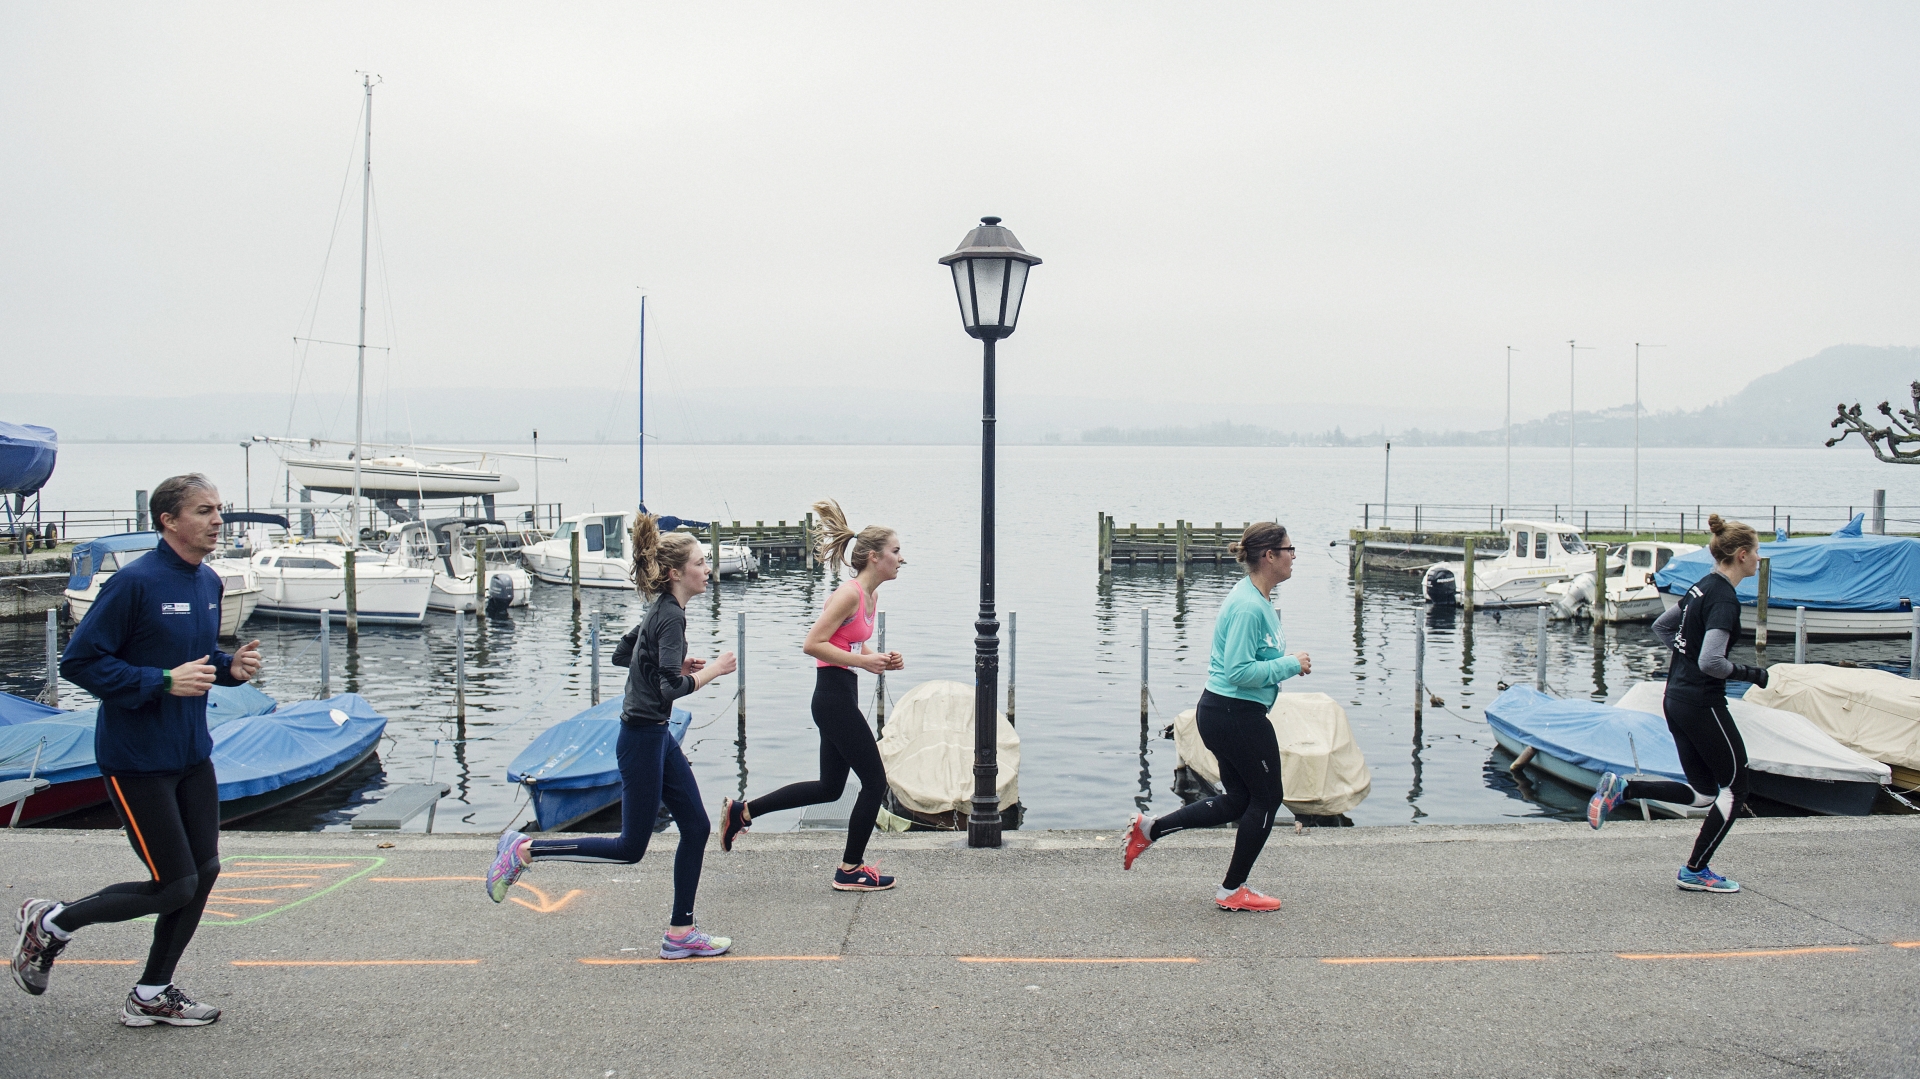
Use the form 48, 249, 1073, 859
1624, 694, 1749, 871
1151, 690, 1285, 890
746, 666, 885, 866
53, 758, 221, 986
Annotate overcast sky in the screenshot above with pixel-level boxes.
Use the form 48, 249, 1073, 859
6, 3, 1918, 426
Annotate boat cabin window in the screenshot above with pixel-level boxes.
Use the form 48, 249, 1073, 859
1655, 548, 1675, 571
554, 522, 574, 541
1514, 532, 1529, 557
277, 557, 338, 570
104, 550, 150, 572
583, 523, 605, 553
1534, 533, 1547, 559
257, 555, 273, 566
1631, 549, 1653, 568
1558, 533, 1588, 554
602, 517, 625, 560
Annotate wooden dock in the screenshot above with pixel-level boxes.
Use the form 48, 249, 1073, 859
1095, 514, 1246, 577
687, 515, 817, 571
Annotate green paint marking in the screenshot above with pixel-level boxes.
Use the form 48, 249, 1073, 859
139, 855, 386, 927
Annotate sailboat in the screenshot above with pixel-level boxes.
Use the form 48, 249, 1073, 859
521, 295, 757, 587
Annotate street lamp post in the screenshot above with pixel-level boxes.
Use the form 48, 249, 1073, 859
939, 216, 1041, 849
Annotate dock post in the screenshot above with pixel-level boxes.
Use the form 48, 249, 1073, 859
1354, 536, 1366, 595
1462, 537, 1475, 612
42, 609, 57, 707
318, 609, 331, 698
737, 610, 747, 725
569, 530, 582, 612
1175, 520, 1188, 581
1755, 556, 1771, 656
1414, 617, 1425, 720
135, 490, 148, 532
475, 534, 487, 613
1534, 605, 1548, 692
1006, 611, 1016, 726
803, 512, 815, 570
1795, 606, 1807, 664
454, 609, 467, 720
1139, 607, 1150, 724
1593, 543, 1608, 623
1873, 489, 1887, 535
711, 519, 723, 577
589, 609, 601, 706
344, 548, 359, 643
1910, 608, 1919, 680
874, 611, 887, 729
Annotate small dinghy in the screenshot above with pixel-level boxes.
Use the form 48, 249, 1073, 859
1171, 692, 1372, 823
1615, 681, 1890, 815
213, 694, 387, 824
508, 700, 693, 832
1485, 686, 1704, 818
876, 680, 1020, 830
1745, 663, 1920, 792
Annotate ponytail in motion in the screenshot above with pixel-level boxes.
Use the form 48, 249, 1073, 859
1706, 513, 1758, 565
813, 499, 894, 574
630, 513, 699, 597
1229, 521, 1290, 567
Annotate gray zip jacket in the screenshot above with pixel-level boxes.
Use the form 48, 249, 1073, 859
612, 594, 696, 725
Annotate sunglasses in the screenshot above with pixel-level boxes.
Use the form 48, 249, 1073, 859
1266, 546, 1297, 555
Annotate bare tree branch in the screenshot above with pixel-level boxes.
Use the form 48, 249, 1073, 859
1827, 379, 1920, 464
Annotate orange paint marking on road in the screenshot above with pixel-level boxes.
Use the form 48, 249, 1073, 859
509, 882, 584, 912
1891, 942, 1920, 949
231, 959, 482, 967
205, 896, 280, 906
369, 876, 484, 883
1616, 946, 1861, 960
957, 956, 1202, 964
580, 955, 841, 966
1321, 954, 1542, 966
212, 884, 321, 894
225, 862, 357, 871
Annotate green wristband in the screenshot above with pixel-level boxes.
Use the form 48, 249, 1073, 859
162, 670, 172, 693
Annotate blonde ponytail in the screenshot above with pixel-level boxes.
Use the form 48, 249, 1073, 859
630, 512, 698, 596
813, 499, 894, 574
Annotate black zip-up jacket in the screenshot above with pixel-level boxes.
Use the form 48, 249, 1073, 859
612, 594, 696, 725
60, 536, 243, 776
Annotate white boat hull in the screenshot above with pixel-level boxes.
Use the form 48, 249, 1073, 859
242, 545, 434, 625
69, 572, 260, 639
428, 566, 534, 613
1656, 593, 1915, 639
522, 539, 757, 587
286, 458, 520, 497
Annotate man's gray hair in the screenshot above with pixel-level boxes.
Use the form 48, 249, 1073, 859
150, 473, 219, 525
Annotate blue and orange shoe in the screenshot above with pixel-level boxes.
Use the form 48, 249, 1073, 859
1123, 813, 1154, 870
1587, 771, 1628, 830
720, 798, 751, 852
832, 864, 895, 891
1677, 866, 1740, 893
486, 830, 529, 903
660, 924, 732, 959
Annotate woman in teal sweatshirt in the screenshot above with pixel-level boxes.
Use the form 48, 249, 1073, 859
1122, 521, 1310, 912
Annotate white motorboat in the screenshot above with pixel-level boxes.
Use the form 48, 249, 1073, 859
522, 510, 756, 589
285, 455, 520, 499
66, 532, 261, 639
389, 520, 532, 613
243, 541, 433, 625
1547, 540, 1702, 623
1423, 519, 1623, 608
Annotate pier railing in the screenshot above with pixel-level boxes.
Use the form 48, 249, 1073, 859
1355, 502, 1916, 538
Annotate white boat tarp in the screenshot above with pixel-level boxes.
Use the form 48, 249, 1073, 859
1615, 682, 1890, 786
1742, 664, 1920, 772
1173, 692, 1371, 817
877, 680, 1018, 816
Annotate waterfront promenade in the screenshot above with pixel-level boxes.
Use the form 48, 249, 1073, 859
3, 816, 1916, 1078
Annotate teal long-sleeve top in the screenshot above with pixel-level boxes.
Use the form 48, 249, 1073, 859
1204, 576, 1302, 707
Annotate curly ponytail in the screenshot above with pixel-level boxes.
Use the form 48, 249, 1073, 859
630, 512, 698, 596
1706, 513, 1758, 565
813, 499, 894, 574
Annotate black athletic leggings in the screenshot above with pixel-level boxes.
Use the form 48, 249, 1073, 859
746, 666, 885, 866
1623, 694, 1749, 871
1150, 690, 1286, 890
52, 758, 221, 986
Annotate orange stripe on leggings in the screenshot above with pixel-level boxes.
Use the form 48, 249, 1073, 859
108, 776, 159, 881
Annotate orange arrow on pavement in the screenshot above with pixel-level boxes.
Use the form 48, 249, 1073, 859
509, 881, 583, 913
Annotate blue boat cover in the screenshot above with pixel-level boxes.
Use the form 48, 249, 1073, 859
1655, 517, 1920, 612
206, 683, 277, 728
0, 691, 66, 727
508, 701, 692, 790
0, 685, 280, 788
1485, 686, 1687, 783
211, 693, 386, 800
0, 422, 57, 495
67, 532, 160, 591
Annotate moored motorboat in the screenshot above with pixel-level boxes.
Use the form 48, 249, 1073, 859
1484, 686, 1704, 818
507, 700, 693, 831
243, 540, 433, 625
1655, 515, 1920, 638
1744, 663, 1920, 792
389, 519, 532, 613
213, 694, 388, 824
1547, 540, 1701, 623
1424, 519, 1624, 609
521, 510, 756, 588
67, 532, 261, 638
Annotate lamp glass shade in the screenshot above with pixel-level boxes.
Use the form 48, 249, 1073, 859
940, 217, 1040, 339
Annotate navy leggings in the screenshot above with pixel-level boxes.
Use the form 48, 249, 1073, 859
53, 758, 222, 986
1150, 690, 1286, 890
745, 666, 885, 866
1623, 694, 1749, 871
528, 722, 709, 925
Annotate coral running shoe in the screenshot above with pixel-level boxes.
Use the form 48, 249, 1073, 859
1588, 771, 1628, 830
660, 925, 732, 960
832, 864, 895, 891
11, 899, 67, 996
1123, 813, 1154, 870
720, 798, 751, 852
1215, 886, 1281, 913
1677, 866, 1740, 893
486, 830, 530, 903
120, 984, 220, 1027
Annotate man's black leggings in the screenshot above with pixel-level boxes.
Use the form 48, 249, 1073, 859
1623, 695, 1749, 871
1150, 690, 1286, 890
52, 758, 221, 986
747, 667, 886, 866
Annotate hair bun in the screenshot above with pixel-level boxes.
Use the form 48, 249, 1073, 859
1707, 513, 1727, 535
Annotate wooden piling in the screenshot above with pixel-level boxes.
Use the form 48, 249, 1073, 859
1594, 543, 1608, 623
570, 530, 581, 612
1756, 556, 1771, 654
803, 512, 815, 570
474, 535, 487, 613
344, 549, 359, 642
1354, 536, 1366, 595
711, 518, 723, 576
1462, 537, 1475, 611
737, 611, 748, 724
1175, 519, 1188, 580
454, 609, 467, 720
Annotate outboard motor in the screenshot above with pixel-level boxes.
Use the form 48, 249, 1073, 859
1422, 564, 1457, 606
485, 572, 515, 616
1549, 570, 1597, 621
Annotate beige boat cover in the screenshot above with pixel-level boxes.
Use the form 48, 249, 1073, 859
1173, 693, 1372, 816
1743, 664, 1920, 771
877, 680, 1019, 815
1615, 681, 1890, 785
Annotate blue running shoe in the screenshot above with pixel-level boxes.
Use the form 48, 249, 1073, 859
660, 925, 732, 959
1587, 771, 1628, 830
486, 830, 529, 903
1677, 866, 1740, 893
832, 864, 895, 891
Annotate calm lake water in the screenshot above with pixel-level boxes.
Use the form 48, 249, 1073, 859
4, 441, 1911, 832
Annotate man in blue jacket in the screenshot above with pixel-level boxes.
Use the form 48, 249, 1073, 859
10, 473, 261, 1027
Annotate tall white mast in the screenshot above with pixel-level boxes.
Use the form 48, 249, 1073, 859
352, 74, 375, 548
1505, 346, 1515, 513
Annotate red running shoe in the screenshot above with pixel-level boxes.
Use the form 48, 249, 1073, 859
1123, 813, 1154, 870
1215, 886, 1281, 913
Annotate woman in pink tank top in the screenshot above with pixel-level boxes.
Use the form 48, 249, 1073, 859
720, 499, 906, 892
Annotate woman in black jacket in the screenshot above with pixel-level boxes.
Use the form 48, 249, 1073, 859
483, 515, 737, 958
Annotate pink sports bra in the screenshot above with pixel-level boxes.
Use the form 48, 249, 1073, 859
817, 581, 875, 668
